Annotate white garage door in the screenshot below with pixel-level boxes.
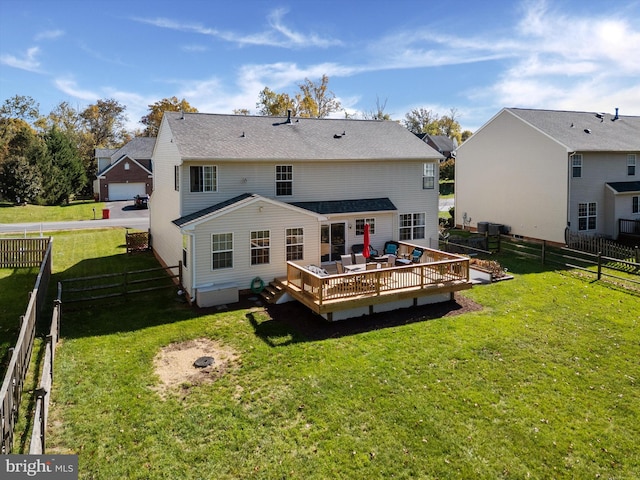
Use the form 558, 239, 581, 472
108, 183, 146, 201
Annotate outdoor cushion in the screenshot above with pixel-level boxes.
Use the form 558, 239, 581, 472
385, 244, 398, 255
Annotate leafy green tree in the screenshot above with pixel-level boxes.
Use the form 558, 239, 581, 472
362, 97, 392, 120
403, 108, 440, 134
440, 158, 455, 181
297, 75, 341, 118
404, 107, 463, 144
256, 75, 342, 118
0, 155, 42, 203
80, 98, 129, 148
141, 97, 198, 136
233, 108, 250, 116
38, 127, 86, 204
256, 87, 297, 117
461, 130, 473, 142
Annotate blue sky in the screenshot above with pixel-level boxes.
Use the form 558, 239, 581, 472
1, 0, 639, 132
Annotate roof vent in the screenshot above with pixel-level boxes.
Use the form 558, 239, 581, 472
595, 113, 603, 119
286, 109, 292, 124
584, 128, 591, 134
613, 107, 619, 121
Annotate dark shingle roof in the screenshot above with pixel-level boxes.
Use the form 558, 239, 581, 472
173, 193, 254, 227
506, 108, 640, 151
289, 198, 397, 215
164, 112, 443, 161
607, 181, 640, 193
111, 137, 156, 161
426, 135, 455, 153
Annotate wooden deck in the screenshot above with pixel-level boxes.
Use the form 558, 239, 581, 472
279, 245, 472, 321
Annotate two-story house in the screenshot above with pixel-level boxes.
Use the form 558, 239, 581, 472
93, 137, 155, 201
150, 112, 470, 317
455, 108, 640, 244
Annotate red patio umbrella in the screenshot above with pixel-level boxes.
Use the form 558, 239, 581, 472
363, 223, 371, 259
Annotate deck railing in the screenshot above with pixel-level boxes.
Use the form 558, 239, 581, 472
286, 246, 469, 307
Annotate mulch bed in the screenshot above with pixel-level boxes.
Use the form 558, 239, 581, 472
230, 293, 483, 342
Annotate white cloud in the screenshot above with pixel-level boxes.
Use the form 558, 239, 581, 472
34, 29, 64, 41
0, 46, 41, 72
54, 77, 99, 101
133, 8, 342, 49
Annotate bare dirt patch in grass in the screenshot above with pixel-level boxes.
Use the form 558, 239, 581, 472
152, 338, 239, 398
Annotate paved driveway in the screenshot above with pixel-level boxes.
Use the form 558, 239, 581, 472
104, 200, 149, 220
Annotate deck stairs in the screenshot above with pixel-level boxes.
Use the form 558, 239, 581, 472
260, 278, 288, 304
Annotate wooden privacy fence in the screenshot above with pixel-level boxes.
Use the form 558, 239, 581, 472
0, 237, 52, 454
61, 262, 182, 303
29, 285, 62, 454
0, 237, 50, 268
566, 229, 638, 262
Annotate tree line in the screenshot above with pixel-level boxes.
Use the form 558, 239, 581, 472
0, 76, 467, 205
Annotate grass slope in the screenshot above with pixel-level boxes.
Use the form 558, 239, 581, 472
42, 232, 639, 479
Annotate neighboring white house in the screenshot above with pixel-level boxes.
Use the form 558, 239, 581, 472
93, 137, 155, 201
455, 108, 640, 244
149, 112, 444, 307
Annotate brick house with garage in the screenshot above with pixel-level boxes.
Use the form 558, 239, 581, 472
93, 137, 155, 201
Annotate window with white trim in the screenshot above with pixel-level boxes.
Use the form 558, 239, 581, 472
190, 165, 217, 192
211, 233, 233, 269
633, 196, 639, 214
355, 218, 375, 235
578, 202, 596, 231
399, 213, 426, 240
124, 162, 130, 170
628, 154, 636, 176
423, 163, 435, 189
250, 230, 270, 265
174, 166, 180, 191
286, 227, 304, 261
276, 165, 293, 196
572, 154, 582, 178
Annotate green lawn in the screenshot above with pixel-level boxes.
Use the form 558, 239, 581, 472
34, 231, 640, 479
0, 267, 39, 373
0, 201, 105, 223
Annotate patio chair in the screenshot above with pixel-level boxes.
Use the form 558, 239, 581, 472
351, 243, 379, 258
340, 254, 353, 266
383, 241, 400, 256
336, 262, 345, 274
354, 253, 366, 264
410, 247, 424, 263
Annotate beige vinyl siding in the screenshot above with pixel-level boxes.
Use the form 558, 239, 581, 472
456, 110, 569, 243
149, 117, 183, 271
569, 152, 637, 238
180, 159, 438, 247
189, 199, 321, 291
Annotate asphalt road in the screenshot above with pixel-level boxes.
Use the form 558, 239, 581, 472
0, 201, 150, 234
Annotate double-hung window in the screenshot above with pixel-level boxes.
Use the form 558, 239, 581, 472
190, 165, 216, 192
276, 165, 293, 196
628, 154, 637, 176
286, 228, 304, 261
572, 154, 582, 178
212, 233, 233, 269
578, 202, 597, 231
423, 163, 435, 189
633, 196, 639, 214
355, 218, 375, 235
250, 230, 270, 265
399, 213, 426, 240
